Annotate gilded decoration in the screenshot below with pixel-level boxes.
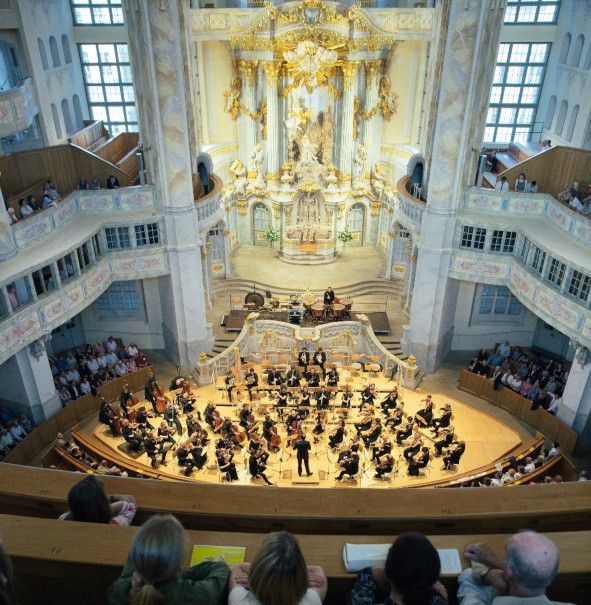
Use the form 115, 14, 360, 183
353, 75, 398, 139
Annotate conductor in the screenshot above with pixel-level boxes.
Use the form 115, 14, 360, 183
293, 432, 313, 477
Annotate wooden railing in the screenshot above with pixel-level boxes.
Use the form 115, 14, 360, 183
2, 514, 590, 605
458, 370, 578, 454
68, 120, 109, 152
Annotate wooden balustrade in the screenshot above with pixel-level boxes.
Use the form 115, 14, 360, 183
458, 370, 578, 454
68, 120, 109, 152
1, 514, 590, 605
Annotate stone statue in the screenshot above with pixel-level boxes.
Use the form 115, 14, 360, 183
370, 163, 386, 197
353, 144, 367, 187
301, 134, 319, 165
230, 159, 247, 197
248, 144, 264, 185
285, 98, 312, 147
280, 163, 294, 187
325, 163, 338, 189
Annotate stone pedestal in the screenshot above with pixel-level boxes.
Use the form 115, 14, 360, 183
0, 338, 61, 424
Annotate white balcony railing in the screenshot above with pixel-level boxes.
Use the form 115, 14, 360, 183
0, 78, 39, 139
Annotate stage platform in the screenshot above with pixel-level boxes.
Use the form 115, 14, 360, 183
222, 310, 391, 335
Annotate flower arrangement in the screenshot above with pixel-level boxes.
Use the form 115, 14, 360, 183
264, 227, 280, 248
337, 227, 353, 244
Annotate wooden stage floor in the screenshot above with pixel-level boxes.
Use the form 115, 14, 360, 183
90, 368, 521, 489
222, 310, 391, 335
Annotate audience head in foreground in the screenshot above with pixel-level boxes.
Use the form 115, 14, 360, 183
0, 537, 17, 605
458, 530, 572, 604
229, 531, 327, 605
350, 532, 447, 605
108, 514, 229, 605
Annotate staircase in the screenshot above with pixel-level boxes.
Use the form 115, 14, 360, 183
376, 336, 408, 361
482, 141, 546, 189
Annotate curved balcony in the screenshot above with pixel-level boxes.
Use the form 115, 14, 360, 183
0, 78, 39, 139
195, 173, 224, 233
395, 175, 425, 235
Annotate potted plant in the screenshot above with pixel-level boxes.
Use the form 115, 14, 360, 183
337, 226, 353, 254
264, 226, 280, 252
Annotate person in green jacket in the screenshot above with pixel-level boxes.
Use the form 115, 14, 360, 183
108, 514, 229, 605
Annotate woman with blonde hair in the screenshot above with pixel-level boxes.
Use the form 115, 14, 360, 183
108, 514, 229, 605
228, 532, 326, 605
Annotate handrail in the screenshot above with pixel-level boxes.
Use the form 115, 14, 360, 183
395, 175, 425, 234
195, 173, 223, 205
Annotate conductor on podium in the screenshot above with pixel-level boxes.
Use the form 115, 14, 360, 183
293, 432, 313, 477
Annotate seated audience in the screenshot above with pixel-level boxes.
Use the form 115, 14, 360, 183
351, 532, 447, 605
494, 176, 509, 192
59, 475, 137, 525
106, 174, 120, 189
458, 530, 571, 604
526, 180, 537, 193
108, 514, 229, 605
229, 531, 327, 605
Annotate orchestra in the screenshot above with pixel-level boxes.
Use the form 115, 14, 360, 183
97, 345, 465, 486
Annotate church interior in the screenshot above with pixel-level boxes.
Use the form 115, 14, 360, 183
0, 0, 591, 603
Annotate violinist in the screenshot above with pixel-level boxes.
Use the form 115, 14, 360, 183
275, 384, 289, 409
217, 448, 238, 481
408, 446, 430, 476
403, 434, 422, 462
177, 385, 196, 414
328, 419, 346, 449
340, 385, 353, 408
305, 367, 320, 387
374, 453, 394, 479
432, 403, 452, 435
157, 420, 176, 447
312, 412, 326, 436
169, 375, 186, 391
164, 401, 182, 435
144, 433, 167, 469
297, 349, 310, 370
176, 441, 196, 476
121, 419, 143, 452
354, 408, 373, 434
249, 434, 266, 459
385, 406, 404, 430
434, 426, 455, 456
396, 416, 414, 445
361, 383, 377, 406
415, 396, 434, 428
262, 414, 276, 444
313, 348, 326, 378
249, 449, 273, 485
371, 436, 392, 463
286, 366, 301, 387
119, 383, 135, 419
266, 368, 284, 386
204, 402, 217, 428
338, 437, 360, 462
135, 406, 153, 430
245, 367, 258, 401
144, 375, 162, 415
185, 413, 197, 438
361, 417, 382, 447
315, 388, 330, 410
442, 440, 465, 470
298, 386, 311, 417
99, 399, 117, 436
336, 449, 359, 481
225, 371, 237, 402
326, 367, 339, 387
189, 436, 208, 469
380, 388, 398, 416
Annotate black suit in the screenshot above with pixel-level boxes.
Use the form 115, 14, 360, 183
337, 453, 359, 480
286, 370, 301, 387
313, 351, 326, 378
298, 351, 309, 369
324, 290, 335, 305
293, 437, 312, 476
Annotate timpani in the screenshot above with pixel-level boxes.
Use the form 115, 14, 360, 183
333, 303, 345, 320
312, 304, 325, 321
341, 298, 353, 315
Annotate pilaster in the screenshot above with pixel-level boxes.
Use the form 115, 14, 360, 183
339, 61, 360, 180
262, 61, 281, 177
362, 60, 382, 171
237, 60, 258, 167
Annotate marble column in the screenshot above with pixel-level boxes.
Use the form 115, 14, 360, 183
362, 61, 382, 172
380, 226, 395, 280
558, 346, 591, 451
124, 0, 213, 368
0, 338, 61, 424
339, 61, 360, 181
401, 0, 505, 372
262, 61, 281, 179
237, 61, 258, 167
0, 182, 17, 261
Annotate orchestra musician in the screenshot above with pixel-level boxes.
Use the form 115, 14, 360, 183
361, 417, 382, 448
293, 432, 312, 477
340, 385, 353, 408
239, 404, 252, 430
326, 367, 339, 387
286, 366, 301, 387
385, 406, 404, 430
374, 453, 395, 479
312, 412, 326, 437
249, 450, 273, 485
266, 367, 284, 386
217, 448, 238, 481
415, 395, 434, 428
403, 434, 422, 462
432, 403, 453, 434
336, 449, 359, 481
176, 441, 196, 476
297, 349, 310, 370
262, 414, 278, 448
157, 420, 176, 447
443, 440, 465, 470
274, 384, 290, 410
338, 437, 360, 463
408, 446, 430, 476
396, 416, 414, 445
119, 383, 135, 419
323, 286, 336, 305
313, 348, 327, 378
380, 388, 398, 416
186, 413, 197, 438
144, 433, 167, 469
176, 385, 196, 414
315, 388, 331, 410
134, 406, 153, 430
144, 375, 163, 415
305, 367, 320, 387
225, 371, 237, 402
190, 437, 208, 469
98, 399, 118, 436
169, 375, 186, 391
121, 419, 143, 452
328, 419, 346, 449
361, 383, 377, 406
244, 367, 259, 401
354, 408, 374, 434
298, 386, 311, 415
163, 401, 183, 436
434, 426, 455, 456
371, 436, 392, 463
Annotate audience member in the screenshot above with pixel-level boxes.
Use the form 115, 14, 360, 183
229, 531, 327, 605
458, 530, 572, 604
526, 180, 537, 193
90, 177, 101, 190
351, 532, 447, 605
106, 174, 120, 189
514, 173, 527, 192
7, 207, 17, 224
494, 176, 509, 192
568, 194, 584, 213
107, 514, 229, 605
59, 475, 137, 525
79, 178, 90, 190
18, 198, 33, 218
0, 537, 17, 605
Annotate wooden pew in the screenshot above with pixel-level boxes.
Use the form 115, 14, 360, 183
1, 463, 590, 536
1, 514, 590, 605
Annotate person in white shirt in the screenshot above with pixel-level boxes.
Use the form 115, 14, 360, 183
508, 375, 522, 392
526, 180, 538, 193
490, 472, 504, 487
568, 194, 584, 212
494, 176, 509, 191
498, 341, 511, 358
578, 470, 587, 481
501, 371, 513, 386
228, 532, 327, 605
106, 351, 118, 365
79, 378, 92, 395
86, 357, 100, 373
19, 198, 33, 218
97, 353, 108, 368
125, 343, 139, 358
106, 337, 118, 352
66, 368, 81, 383
523, 456, 535, 474
546, 441, 560, 459
114, 360, 128, 377
8, 421, 26, 442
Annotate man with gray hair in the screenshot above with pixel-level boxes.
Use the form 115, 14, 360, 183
457, 530, 573, 604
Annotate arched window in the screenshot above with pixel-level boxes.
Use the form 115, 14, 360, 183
545, 95, 557, 130
348, 204, 366, 245
584, 40, 591, 70
252, 203, 270, 246
37, 38, 48, 70
570, 35, 585, 67
61, 34, 72, 64
566, 105, 580, 142
72, 94, 84, 129
48, 36, 61, 68
51, 103, 62, 139
555, 100, 568, 136
61, 98, 74, 134
559, 33, 571, 64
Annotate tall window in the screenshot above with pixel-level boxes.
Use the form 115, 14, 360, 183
504, 1, 560, 24
484, 42, 550, 143
70, 0, 124, 25
78, 43, 137, 135
96, 281, 143, 319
